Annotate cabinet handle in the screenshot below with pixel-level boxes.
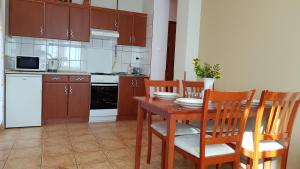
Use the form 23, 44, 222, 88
76, 77, 84, 81
64, 85, 68, 95
70, 29, 74, 38
40, 26, 44, 35
51, 77, 60, 80
114, 20, 118, 28
69, 86, 73, 94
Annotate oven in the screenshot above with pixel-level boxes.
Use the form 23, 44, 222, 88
90, 83, 118, 110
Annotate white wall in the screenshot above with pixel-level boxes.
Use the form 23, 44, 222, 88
150, 0, 169, 80
173, 0, 202, 81
169, 0, 177, 21
200, 0, 300, 168
91, 0, 143, 12
0, 0, 6, 126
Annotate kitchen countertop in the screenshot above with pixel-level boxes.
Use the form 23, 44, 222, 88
5, 70, 91, 76
119, 74, 149, 78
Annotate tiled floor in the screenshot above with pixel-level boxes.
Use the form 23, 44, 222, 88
0, 121, 199, 169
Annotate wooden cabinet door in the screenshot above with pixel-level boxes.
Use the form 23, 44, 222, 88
10, 0, 45, 38
134, 77, 147, 97
91, 7, 118, 31
117, 76, 135, 120
45, 3, 70, 40
68, 83, 90, 122
42, 83, 68, 123
70, 6, 90, 42
133, 14, 147, 47
117, 11, 134, 46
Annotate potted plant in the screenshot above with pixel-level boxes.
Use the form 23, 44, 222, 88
193, 58, 221, 90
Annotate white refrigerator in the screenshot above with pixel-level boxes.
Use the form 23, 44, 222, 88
5, 74, 42, 128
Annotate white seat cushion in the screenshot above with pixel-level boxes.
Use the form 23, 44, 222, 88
242, 131, 284, 152
175, 134, 235, 158
151, 121, 200, 136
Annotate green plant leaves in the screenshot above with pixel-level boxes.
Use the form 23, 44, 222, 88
193, 58, 221, 79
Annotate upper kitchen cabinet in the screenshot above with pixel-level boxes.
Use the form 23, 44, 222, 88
45, 2, 70, 40
70, 5, 90, 42
117, 11, 147, 47
117, 11, 134, 46
10, 0, 45, 38
133, 14, 147, 47
91, 7, 118, 31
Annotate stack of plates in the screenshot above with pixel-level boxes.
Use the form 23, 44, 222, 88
153, 92, 179, 100
175, 98, 203, 108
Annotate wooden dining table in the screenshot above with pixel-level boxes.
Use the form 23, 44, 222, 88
134, 96, 261, 169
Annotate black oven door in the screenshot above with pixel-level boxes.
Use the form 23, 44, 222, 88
90, 83, 118, 109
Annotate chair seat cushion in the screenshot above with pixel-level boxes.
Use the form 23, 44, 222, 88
151, 121, 200, 136
242, 131, 284, 152
175, 134, 235, 158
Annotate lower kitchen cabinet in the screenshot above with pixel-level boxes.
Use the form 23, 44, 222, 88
42, 75, 90, 124
117, 76, 147, 121
43, 83, 69, 122
68, 83, 90, 121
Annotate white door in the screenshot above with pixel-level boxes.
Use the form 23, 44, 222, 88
6, 74, 42, 128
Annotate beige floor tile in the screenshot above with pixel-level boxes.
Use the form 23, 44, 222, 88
43, 136, 69, 146
71, 141, 100, 153
78, 162, 112, 169
4, 157, 41, 169
43, 144, 73, 157
74, 151, 107, 164
14, 138, 42, 149
9, 147, 42, 160
69, 134, 96, 143
0, 150, 10, 161
104, 148, 132, 161
0, 141, 14, 151
98, 139, 127, 150
42, 154, 76, 168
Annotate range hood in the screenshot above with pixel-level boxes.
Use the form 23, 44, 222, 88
91, 29, 119, 39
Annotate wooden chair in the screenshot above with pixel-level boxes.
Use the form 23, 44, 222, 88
144, 79, 200, 169
242, 90, 300, 169
182, 80, 204, 98
174, 89, 256, 169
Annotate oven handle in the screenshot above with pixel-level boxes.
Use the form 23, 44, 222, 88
91, 84, 118, 87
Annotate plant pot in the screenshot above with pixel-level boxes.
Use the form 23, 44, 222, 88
203, 78, 215, 90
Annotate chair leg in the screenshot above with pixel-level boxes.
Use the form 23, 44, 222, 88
252, 158, 259, 169
233, 160, 240, 169
281, 150, 288, 169
246, 158, 252, 169
263, 158, 272, 169
162, 139, 166, 169
146, 112, 152, 164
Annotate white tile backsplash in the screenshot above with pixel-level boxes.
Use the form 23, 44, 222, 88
6, 36, 150, 74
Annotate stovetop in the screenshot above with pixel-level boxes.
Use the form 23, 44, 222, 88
91, 72, 127, 76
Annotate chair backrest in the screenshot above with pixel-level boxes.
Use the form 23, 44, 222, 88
254, 90, 300, 147
144, 79, 180, 97
182, 80, 204, 97
200, 89, 255, 158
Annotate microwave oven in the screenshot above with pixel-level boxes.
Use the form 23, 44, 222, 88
15, 56, 47, 71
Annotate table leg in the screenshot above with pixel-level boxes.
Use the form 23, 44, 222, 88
135, 103, 145, 169
165, 115, 176, 169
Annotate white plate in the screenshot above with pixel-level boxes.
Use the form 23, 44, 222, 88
176, 98, 203, 105
153, 92, 178, 99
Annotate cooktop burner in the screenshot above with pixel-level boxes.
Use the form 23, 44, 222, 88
91, 72, 127, 76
